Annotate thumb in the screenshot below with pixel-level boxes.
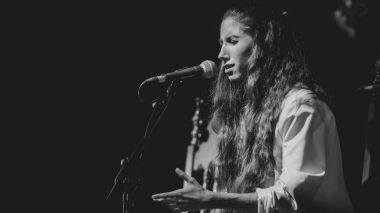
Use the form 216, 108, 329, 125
175, 168, 196, 184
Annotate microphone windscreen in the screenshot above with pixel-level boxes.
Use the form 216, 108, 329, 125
200, 60, 218, 79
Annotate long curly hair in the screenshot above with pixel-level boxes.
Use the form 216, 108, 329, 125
210, 2, 325, 193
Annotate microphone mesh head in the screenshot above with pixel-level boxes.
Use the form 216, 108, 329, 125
200, 60, 218, 79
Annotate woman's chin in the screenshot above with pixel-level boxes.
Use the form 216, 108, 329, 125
227, 74, 242, 82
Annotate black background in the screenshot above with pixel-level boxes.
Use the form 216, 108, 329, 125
9, 0, 379, 212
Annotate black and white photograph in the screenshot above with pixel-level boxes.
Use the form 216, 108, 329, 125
8, 0, 379, 212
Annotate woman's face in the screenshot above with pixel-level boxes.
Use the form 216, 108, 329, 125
218, 17, 255, 82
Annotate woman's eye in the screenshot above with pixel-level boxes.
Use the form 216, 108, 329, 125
227, 38, 238, 44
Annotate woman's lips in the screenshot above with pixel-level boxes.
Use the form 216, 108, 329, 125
224, 64, 234, 75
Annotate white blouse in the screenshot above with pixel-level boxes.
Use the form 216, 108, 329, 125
256, 89, 354, 213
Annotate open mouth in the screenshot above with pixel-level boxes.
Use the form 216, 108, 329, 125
223, 64, 234, 75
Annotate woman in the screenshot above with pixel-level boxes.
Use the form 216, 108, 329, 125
152, 1, 354, 212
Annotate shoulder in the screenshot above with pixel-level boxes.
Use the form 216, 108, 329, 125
281, 88, 331, 117
281, 88, 316, 116
277, 88, 335, 136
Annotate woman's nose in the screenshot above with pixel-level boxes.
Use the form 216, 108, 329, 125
218, 45, 228, 61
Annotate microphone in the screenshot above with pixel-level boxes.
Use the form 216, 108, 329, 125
143, 60, 218, 84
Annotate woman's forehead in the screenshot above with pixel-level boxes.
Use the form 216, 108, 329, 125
220, 18, 245, 35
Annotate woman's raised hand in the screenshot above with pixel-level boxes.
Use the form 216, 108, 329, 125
152, 168, 213, 212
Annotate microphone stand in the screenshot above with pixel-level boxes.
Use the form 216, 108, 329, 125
106, 80, 183, 213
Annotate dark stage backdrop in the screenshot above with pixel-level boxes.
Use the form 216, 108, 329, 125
15, 1, 379, 213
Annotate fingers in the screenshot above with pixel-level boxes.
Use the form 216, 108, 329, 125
152, 168, 202, 212
175, 168, 197, 184
153, 197, 181, 213
152, 189, 181, 199
153, 197, 187, 204
152, 195, 187, 213
153, 198, 191, 213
